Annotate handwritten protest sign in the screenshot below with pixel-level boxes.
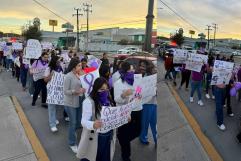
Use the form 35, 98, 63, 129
12, 42, 23, 50
173, 49, 189, 64
211, 60, 234, 85
0, 42, 6, 51
25, 39, 42, 59
32, 68, 46, 81
3, 46, 12, 56
97, 101, 134, 133
41, 42, 53, 49
80, 70, 99, 97
47, 72, 65, 105
185, 53, 208, 72
87, 55, 102, 69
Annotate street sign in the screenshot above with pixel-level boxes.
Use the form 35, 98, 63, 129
49, 20, 58, 26
62, 23, 74, 29
189, 30, 195, 35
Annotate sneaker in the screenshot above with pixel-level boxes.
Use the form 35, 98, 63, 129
30, 94, 33, 97
56, 120, 59, 125
218, 124, 226, 131
228, 113, 234, 117
70, 145, 78, 153
205, 94, 210, 99
38, 95, 40, 98
212, 95, 215, 99
65, 117, 70, 122
190, 97, 194, 103
198, 100, 204, 106
223, 104, 227, 108
50, 127, 58, 132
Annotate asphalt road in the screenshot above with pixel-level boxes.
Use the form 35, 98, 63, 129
0, 67, 156, 161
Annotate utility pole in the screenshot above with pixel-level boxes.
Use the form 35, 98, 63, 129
213, 23, 218, 47
144, 0, 154, 52
83, 3, 92, 52
205, 25, 212, 50
73, 8, 83, 52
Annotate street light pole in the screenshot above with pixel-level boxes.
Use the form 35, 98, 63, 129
144, 0, 154, 52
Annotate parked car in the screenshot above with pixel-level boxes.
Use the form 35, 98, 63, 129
117, 47, 142, 54
232, 51, 241, 56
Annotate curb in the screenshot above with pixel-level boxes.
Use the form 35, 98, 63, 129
167, 83, 223, 161
11, 96, 50, 161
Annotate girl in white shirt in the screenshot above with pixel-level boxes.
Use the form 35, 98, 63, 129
77, 77, 116, 161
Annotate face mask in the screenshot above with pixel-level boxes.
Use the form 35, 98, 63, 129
123, 71, 134, 86
98, 90, 110, 106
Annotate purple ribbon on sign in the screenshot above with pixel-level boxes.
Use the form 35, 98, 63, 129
84, 73, 94, 94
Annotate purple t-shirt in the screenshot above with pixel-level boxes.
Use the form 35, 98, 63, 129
192, 71, 203, 81
32, 59, 48, 69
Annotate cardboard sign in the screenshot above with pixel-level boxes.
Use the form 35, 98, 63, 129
80, 70, 99, 97
185, 53, 208, 72
211, 60, 234, 85
97, 101, 134, 133
173, 49, 189, 64
32, 68, 46, 81
47, 72, 65, 105
25, 39, 42, 59
41, 42, 53, 49
12, 42, 23, 50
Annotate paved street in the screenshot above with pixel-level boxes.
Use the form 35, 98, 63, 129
0, 66, 156, 161
158, 58, 241, 161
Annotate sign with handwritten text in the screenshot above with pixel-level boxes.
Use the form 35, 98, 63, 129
185, 53, 208, 72
211, 60, 234, 85
47, 72, 65, 105
25, 39, 42, 59
32, 68, 46, 81
80, 70, 99, 97
97, 101, 134, 133
12, 42, 23, 50
173, 49, 189, 64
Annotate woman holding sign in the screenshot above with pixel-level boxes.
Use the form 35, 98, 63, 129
44, 55, 63, 132
31, 52, 49, 108
114, 61, 141, 161
77, 77, 116, 161
64, 58, 86, 153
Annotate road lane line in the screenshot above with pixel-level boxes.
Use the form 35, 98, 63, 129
167, 83, 223, 161
11, 96, 50, 161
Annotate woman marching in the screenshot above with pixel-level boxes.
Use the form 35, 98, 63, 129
63, 58, 86, 153
31, 52, 49, 107
114, 61, 142, 161
44, 55, 63, 132
77, 77, 116, 161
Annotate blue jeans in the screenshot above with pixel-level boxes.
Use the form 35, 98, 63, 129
96, 130, 113, 161
20, 68, 28, 88
65, 106, 82, 146
214, 87, 225, 126
190, 80, 202, 100
28, 74, 34, 95
48, 104, 60, 128
205, 73, 214, 95
140, 104, 157, 144
6, 59, 12, 70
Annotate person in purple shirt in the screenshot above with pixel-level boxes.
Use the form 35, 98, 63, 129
237, 65, 241, 101
190, 65, 205, 106
30, 52, 49, 108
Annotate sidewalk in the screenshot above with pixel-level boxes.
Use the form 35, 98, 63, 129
0, 96, 38, 161
157, 60, 211, 161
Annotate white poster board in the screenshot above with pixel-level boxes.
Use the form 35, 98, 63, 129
32, 68, 46, 81
25, 39, 42, 59
3, 46, 12, 56
211, 60, 234, 85
0, 42, 6, 51
173, 49, 189, 64
87, 55, 102, 69
97, 101, 134, 133
23, 57, 30, 65
12, 42, 23, 50
185, 53, 208, 72
47, 72, 65, 105
80, 70, 99, 97
41, 42, 53, 50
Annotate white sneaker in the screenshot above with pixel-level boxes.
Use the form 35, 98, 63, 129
198, 100, 204, 106
70, 145, 78, 153
38, 95, 40, 98
228, 113, 234, 117
205, 94, 210, 99
30, 94, 33, 97
190, 97, 194, 103
218, 124, 226, 131
56, 120, 59, 125
50, 127, 58, 132
212, 95, 215, 99
223, 104, 227, 108
65, 117, 70, 122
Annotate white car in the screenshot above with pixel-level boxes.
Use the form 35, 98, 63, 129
117, 47, 141, 54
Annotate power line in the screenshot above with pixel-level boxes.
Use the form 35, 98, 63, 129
159, 0, 201, 32
92, 20, 146, 28
31, 0, 70, 22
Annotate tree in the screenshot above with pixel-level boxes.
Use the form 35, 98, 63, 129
23, 26, 42, 41
170, 32, 184, 47
118, 39, 128, 45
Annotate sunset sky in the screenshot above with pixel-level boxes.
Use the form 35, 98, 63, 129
157, 0, 241, 39
0, 0, 156, 34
